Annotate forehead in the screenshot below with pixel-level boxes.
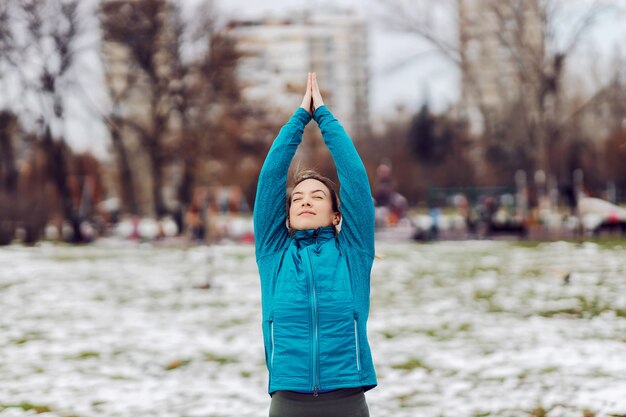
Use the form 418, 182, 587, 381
292, 178, 330, 195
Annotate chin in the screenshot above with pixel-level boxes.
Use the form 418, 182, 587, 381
293, 223, 315, 230
293, 221, 324, 230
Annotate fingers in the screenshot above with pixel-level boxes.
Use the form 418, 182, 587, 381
311, 72, 324, 110
312, 73, 320, 96
300, 72, 313, 114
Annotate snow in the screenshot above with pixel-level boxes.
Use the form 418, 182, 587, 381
1, 239, 625, 416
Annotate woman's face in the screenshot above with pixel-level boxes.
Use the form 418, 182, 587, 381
288, 179, 340, 231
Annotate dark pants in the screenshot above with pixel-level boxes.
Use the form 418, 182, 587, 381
269, 388, 370, 417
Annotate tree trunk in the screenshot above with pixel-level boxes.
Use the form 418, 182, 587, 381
178, 158, 195, 210
146, 135, 167, 218
110, 121, 139, 215
43, 128, 83, 243
0, 112, 19, 192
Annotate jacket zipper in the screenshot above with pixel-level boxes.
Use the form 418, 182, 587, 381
354, 315, 361, 371
270, 320, 275, 369
304, 248, 320, 396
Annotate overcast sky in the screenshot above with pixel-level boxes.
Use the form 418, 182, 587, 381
215, 0, 461, 113
214, 0, 626, 110
20, 0, 626, 157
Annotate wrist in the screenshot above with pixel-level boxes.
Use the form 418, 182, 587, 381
312, 104, 328, 121
295, 107, 312, 123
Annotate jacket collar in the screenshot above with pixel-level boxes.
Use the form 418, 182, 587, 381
292, 226, 336, 250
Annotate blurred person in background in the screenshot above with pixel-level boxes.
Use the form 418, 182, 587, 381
254, 73, 377, 417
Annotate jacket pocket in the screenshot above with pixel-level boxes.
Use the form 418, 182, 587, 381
354, 314, 361, 371
270, 316, 310, 379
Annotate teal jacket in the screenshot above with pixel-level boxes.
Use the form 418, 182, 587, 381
254, 105, 377, 395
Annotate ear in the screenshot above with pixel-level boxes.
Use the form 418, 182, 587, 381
285, 217, 290, 229
332, 212, 341, 226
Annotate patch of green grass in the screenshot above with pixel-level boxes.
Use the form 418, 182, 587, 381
576, 295, 608, 318
486, 300, 506, 313
458, 322, 473, 332
240, 370, 252, 378
538, 294, 626, 319
75, 351, 100, 360
392, 357, 431, 372
420, 327, 453, 341
395, 392, 415, 408
474, 289, 496, 302
509, 241, 544, 249
539, 366, 559, 374
203, 352, 238, 365
12, 332, 45, 345
419, 322, 472, 341
538, 307, 580, 318
590, 368, 612, 378
231, 252, 251, 262
0, 403, 52, 413
382, 330, 396, 339
425, 328, 440, 338
466, 267, 502, 278
216, 318, 247, 329
470, 287, 507, 312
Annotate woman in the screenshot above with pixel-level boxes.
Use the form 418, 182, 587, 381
254, 73, 377, 417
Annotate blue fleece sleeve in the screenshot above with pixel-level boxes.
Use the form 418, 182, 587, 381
313, 106, 374, 256
254, 108, 312, 258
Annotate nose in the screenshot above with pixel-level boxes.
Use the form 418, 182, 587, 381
300, 197, 312, 207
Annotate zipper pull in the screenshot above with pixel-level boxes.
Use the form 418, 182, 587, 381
313, 386, 319, 397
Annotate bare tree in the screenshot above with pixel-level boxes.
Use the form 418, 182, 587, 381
100, 0, 180, 218
100, 0, 267, 227
378, 0, 617, 181
96, 46, 142, 216
5, 0, 88, 242
0, 1, 18, 194
178, 34, 242, 195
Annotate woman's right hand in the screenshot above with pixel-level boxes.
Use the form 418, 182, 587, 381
300, 72, 313, 114
311, 72, 324, 111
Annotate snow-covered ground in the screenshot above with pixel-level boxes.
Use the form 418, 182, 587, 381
1, 239, 625, 417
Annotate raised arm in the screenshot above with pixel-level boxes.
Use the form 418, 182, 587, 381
311, 74, 374, 256
253, 75, 313, 258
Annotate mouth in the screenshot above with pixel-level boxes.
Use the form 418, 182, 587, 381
299, 211, 316, 216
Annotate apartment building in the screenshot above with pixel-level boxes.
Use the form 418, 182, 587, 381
226, 9, 370, 139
